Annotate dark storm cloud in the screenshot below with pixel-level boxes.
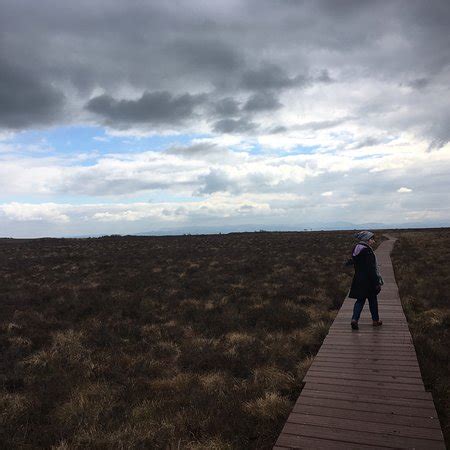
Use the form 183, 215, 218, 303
316, 69, 334, 83
167, 39, 243, 73
243, 92, 282, 112
349, 136, 386, 149
0, 59, 64, 129
0, 0, 449, 145
86, 91, 207, 126
166, 142, 219, 156
426, 110, 450, 150
268, 125, 288, 134
294, 118, 351, 131
56, 170, 193, 196
429, 137, 449, 151
212, 98, 240, 117
213, 118, 258, 134
195, 166, 302, 196
62, 178, 169, 196
241, 64, 305, 91
196, 169, 233, 194
405, 78, 430, 90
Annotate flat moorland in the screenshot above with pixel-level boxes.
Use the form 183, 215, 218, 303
391, 228, 450, 447
1, 231, 362, 448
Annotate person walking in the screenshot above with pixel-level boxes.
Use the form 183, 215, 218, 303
348, 231, 383, 330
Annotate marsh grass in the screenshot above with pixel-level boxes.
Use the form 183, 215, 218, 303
391, 229, 450, 447
0, 231, 358, 448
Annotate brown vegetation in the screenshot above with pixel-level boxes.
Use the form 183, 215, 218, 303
1, 231, 367, 448
391, 228, 450, 447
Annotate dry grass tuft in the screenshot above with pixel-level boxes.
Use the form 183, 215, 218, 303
53, 382, 117, 432
0, 392, 34, 427
244, 391, 292, 420
185, 436, 233, 450
22, 329, 95, 379
252, 366, 295, 392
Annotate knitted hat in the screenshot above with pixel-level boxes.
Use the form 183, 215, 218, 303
355, 230, 374, 241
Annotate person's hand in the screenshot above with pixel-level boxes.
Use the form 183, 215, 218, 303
375, 284, 381, 294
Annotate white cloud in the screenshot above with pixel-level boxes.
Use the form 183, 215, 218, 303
1, 137, 450, 203
0, 202, 70, 223
397, 187, 412, 193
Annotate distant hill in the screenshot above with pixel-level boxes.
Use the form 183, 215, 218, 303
134, 221, 449, 236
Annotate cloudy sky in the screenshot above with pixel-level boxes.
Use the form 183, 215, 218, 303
1, 0, 450, 237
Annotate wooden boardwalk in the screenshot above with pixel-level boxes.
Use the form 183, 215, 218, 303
274, 237, 446, 449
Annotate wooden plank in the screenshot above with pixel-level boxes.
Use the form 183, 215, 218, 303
322, 342, 414, 348
301, 388, 436, 410
329, 325, 409, 329
308, 363, 422, 375
312, 357, 420, 373
295, 395, 440, 422
310, 353, 418, 361
331, 322, 409, 326
332, 317, 406, 321
310, 356, 419, 367
306, 364, 422, 377
281, 422, 445, 449
316, 352, 418, 361
324, 335, 412, 341
317, 349, 418, 357
307, 367, 422, 381
319, 339, 415, 346
334, 311, 406, 315
335, 309, 405, 313
330, 323, 410, 328
305, 369, 424, 386
303, 376, 425, 392
304, 382, 431, 399
322, 336, 414, 343
330, 325, 409, 329
321, 348, 417, 358
275, 433, 386, 449
320, 348, 416, 355
286, 412, 444, 441
327, 331, 412, 337
291, 403, 441, 429
313, 353, 420, 362
314, 354, 419, 367
317, 348, 416, 355
323, 338, 413, 344
318, 346, 417, 353
308, 362, 422, 378
329, 332, 412, 337
313, 357, 419, 364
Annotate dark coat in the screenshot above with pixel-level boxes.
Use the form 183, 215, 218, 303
348, 243, 380, 299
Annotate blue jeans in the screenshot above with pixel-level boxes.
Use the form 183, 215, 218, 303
352, 294, 379, 321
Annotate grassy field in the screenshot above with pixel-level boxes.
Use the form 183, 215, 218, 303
1, 231, 360, 449
4, 230, 445, 449
391, 229, 450, 448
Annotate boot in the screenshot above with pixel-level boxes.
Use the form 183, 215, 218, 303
372, 320, 383, 327
351, 320, 359, 330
